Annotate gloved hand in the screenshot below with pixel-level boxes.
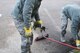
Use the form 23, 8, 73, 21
33, 20, 43, 30
76, 39, 80, 47
24, 27, 32, 37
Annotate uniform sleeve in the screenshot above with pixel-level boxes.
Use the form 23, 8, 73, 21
61, 10, 68, 36
12, 0, 21, 18
34, 11, 40, 21
23, 0, 35, 28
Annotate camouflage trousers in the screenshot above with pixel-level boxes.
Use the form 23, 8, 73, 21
13, 18, 33, 53
71, 22, 80, 40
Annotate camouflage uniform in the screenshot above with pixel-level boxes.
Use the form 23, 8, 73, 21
61, 4, 80, 40
12, 0, 42, 53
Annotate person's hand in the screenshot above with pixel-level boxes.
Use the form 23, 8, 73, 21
61, 30, 66, 37
76, 39, 80, 47
24, 27, 32, 37
33, 20, 42, 30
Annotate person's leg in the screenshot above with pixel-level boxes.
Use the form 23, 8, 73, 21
13, 18, 33, 53
21, 36, 32, 53
75, 24, 80, 47
77, 24, 80, 39
71, 19, 79, 40
71, 20, 79, 47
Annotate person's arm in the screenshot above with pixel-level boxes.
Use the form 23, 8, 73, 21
33, 11, 43, 29
23, 0, 35, 28
61, 11, 68, 37
34, 11, 40, 21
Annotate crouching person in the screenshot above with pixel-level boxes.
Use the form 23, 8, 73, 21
61, 4, 80, 48
12, 0, 43, 53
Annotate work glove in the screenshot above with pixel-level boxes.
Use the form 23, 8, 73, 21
33, 20, 43, 30
24, 27, 32, 37
76, 39, 80, 47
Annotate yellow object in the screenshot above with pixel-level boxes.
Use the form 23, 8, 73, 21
76, 40, 80, 47
24, 27, 32, 37
37, 20, 43, 24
